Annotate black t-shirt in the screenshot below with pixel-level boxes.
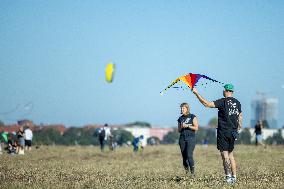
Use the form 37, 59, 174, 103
17, 131, 24, 139
177, 114, 196, 134
214, 97, 242, 132
255, 124, 262, 135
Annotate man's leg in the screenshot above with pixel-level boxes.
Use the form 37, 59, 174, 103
102, 140, 105, 151
220, 151, 232, 179
99, 139, 104, 151
258, 135, 266, 147
229, 151, 237, 182
25, 140, 28, 150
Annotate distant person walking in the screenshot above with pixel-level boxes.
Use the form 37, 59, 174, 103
108, 134, 115, 151
17, 126, 25, 155
98, 124, 111, 152
192, 84, 242, 184
24, 126, 33, 151
132, 135, 144, 152
254, 120, 265, 146
178, 103, 199, 176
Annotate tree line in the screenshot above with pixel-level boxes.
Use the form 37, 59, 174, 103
162, 128, 284, 145
32, 127, 136, 146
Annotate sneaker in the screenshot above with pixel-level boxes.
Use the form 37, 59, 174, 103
225, 176, 233, 184
231, 176, 236, 183
190, 166, 195, 175
184, 167, 189, 174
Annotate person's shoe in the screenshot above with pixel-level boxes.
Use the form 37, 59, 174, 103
189, 170, 195, 178
190, 166, 195, 175
184, 167, 189, 174
231, 176, 237, 183
225, 176, 233, 184
189, 172, 195, 178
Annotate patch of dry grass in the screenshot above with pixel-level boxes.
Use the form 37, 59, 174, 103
0, 145, 283, 188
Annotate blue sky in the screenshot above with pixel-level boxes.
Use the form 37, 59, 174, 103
1, 1, 283, 127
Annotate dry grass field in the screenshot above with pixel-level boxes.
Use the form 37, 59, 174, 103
0, 145, 283, 189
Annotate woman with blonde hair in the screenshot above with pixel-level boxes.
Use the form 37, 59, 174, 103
178, 103, 199, 175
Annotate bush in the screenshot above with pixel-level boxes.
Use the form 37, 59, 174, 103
265, 130, 284, 145
162, 129, 179, 144
237, 128, 252, 144
112, 129, 134, 145
147, 136, 160, 145
33, 128, 62, 145
196, 128, 216, 144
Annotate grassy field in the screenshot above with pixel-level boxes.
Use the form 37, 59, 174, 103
0, 145, 283, 189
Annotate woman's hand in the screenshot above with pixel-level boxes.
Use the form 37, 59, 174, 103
181, 123, 189, 128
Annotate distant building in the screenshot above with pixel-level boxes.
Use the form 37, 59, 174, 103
251, 95, 279, 129
122, 127, 174, 146
149, 128, 174, 141
0, 124, 20, 133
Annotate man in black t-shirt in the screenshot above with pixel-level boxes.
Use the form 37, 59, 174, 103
254, 120, 265, 146
192, 84, 243, 184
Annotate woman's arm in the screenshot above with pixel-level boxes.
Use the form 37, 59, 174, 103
178, 123, 182, 133
183, 117, 199, 131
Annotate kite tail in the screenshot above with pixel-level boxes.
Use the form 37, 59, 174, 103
200, 75, 224, 85
160, 78, 180, 95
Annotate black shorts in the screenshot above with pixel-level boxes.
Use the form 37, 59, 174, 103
25, 140, 32, 147
217, 131, 235, 152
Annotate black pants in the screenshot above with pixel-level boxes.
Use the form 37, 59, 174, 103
99, 138, 105, 151
179, 135, 196, 172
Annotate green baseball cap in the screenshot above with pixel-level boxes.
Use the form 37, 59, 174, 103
224, 84, 234, 92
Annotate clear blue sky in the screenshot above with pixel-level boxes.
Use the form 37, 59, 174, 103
1, 1, 283, 127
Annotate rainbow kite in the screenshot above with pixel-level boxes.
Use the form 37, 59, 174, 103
160, 73, 224, 95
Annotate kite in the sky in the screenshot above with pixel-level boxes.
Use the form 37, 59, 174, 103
105, 62, 115, 83
0, 101, 34, 121
160, 73, 224, 95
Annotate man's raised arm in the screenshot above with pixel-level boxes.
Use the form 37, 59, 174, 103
192, 88, 215, 108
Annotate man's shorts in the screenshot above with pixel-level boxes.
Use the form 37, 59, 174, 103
217, 130, 235, 152
25, 140, 32, 147
256, 135, 263, 143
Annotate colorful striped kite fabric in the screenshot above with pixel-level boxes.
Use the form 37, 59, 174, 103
160, 73, 224, 95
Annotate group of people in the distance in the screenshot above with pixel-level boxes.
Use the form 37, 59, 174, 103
178, 84, 242, 184
0, 124, 33, 155
97, 124, 145, 152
